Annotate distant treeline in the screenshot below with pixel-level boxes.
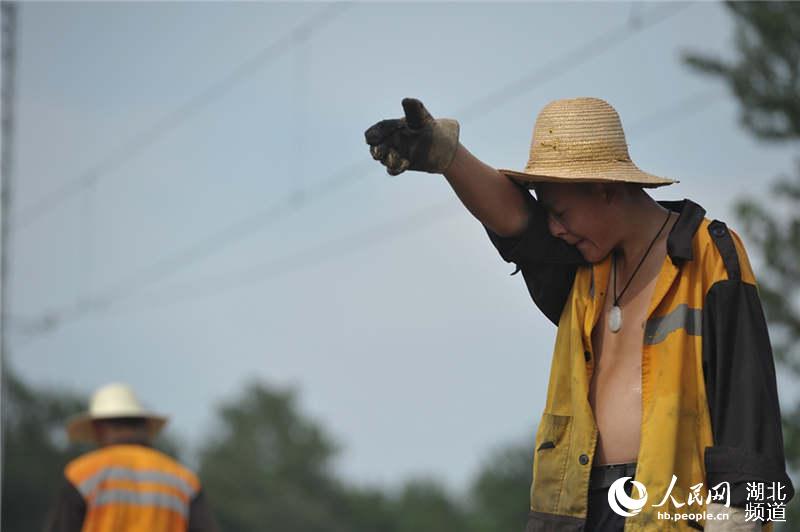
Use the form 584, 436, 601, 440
2, 369, 532, 532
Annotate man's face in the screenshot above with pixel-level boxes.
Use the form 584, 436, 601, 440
534, 182, 617, 263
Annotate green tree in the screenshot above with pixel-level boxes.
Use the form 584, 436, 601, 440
685, 2, 800, 141
685, 1, 800, 527
467, 443, 532, 532
2, 367, 85, 532
196, 381, 492, 532
198, 382, 361, 532
4, 367, 534, 531
392, 478, 469, 532
336, 486, 398, 532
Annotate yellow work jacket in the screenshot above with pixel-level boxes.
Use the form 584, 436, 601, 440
64, 443, 201, 532
487, 195, 794, 531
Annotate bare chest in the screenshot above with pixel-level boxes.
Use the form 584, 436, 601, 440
587, 251, 665, 464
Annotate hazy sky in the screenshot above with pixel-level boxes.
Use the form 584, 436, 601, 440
10, 2, 798, 492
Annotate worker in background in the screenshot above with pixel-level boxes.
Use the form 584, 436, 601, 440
46, 383, 219, 532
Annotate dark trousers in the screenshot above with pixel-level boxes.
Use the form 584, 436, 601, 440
585, 462, 638, 532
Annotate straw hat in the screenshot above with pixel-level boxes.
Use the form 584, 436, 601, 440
500, 97, 676, 188
66, 383, 168, 444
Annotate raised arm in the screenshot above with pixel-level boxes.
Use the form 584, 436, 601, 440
444, 143, 530, 237
364, 98, 586, 325
364, 98, 530, 237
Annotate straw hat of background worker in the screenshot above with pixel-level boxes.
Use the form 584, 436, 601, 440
66, 383, 168, 444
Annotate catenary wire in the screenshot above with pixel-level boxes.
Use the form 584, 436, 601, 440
11, 88, 721, 336
12, 3, 350, 230
13, 3, 698, 338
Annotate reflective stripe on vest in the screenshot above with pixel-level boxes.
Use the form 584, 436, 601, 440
644, 304, 702, 345
78, 467, 197, 500
94, 489, 189, 519
65, 444, 201, 532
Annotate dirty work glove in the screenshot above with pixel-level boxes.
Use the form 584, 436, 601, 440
364, 98, 460, 176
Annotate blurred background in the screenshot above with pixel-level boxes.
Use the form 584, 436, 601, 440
2, 1, 799, 530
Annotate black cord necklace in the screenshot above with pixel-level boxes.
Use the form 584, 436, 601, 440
608, 209, 672, 333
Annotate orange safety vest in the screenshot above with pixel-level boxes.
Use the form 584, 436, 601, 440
65, 444, 200, 532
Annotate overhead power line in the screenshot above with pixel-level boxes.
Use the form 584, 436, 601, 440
15, 2, 697, 338
626, 90, 722, 138
108, 201, 463, 313
94, 90, 728, 315
12, 3, 350, 230
457, 2, 690, 122
13, 88, 720, 337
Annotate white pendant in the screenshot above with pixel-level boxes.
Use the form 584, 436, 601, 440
608, 305, 622, 333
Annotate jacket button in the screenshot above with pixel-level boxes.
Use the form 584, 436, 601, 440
584, 350, 591, 362
579, 454, 589, 465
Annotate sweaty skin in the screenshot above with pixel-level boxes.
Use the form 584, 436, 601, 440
589, 213, 676, 465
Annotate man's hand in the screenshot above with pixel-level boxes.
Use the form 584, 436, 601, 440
364, 98, 460, 176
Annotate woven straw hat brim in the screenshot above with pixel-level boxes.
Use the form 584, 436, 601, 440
66, 412, 168, 444
506, 97, 679, 189
499, 160, 677, 189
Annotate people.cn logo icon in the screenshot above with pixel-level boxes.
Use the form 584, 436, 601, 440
608, 476, 648, 517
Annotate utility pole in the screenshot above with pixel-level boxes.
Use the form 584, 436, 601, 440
1, 1, 17, 520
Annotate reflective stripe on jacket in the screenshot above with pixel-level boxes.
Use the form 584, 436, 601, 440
64, 444, 201, 532
487, 193, 794, 531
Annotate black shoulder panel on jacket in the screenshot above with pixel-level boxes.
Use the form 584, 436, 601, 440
707, 220, 741, 281
484, 185, 587, 326
519, 265, 578, 326
702, 279, 794, 506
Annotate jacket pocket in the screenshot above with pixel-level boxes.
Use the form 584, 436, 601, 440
530, 413, 573, 515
